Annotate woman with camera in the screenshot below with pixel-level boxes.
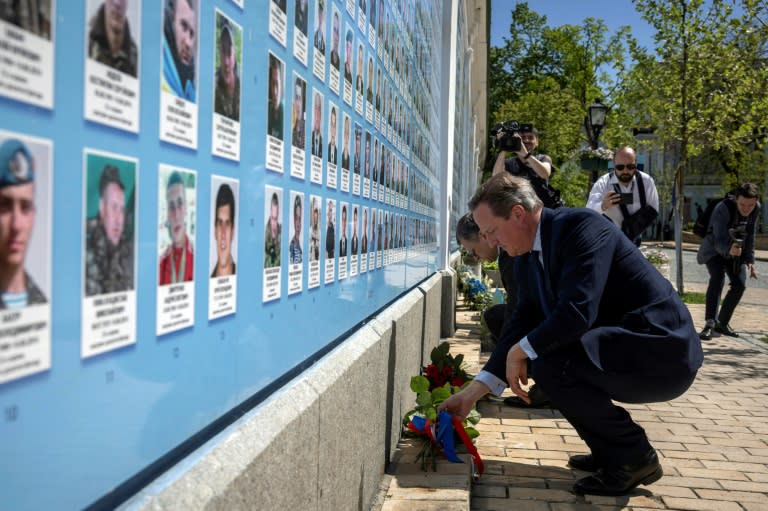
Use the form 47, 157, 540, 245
697, 182, 761, 340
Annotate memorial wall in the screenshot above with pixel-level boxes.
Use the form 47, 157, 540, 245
0, 1, 481, 509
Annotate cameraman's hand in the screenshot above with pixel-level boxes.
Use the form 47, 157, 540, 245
729, 244, 742, 257
511, 133, 527, 159
601, 191, 620, 212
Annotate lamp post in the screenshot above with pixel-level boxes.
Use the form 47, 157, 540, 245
587, 99, 608, 185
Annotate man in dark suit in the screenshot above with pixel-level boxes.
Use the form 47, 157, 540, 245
454, 212, 553, 409
330, 10, 340, 70
441, 174, 703, 496
338, 205, 348, 257
312, 0, 325, 54
310, 93, 323, 158
327, 106, 338, 165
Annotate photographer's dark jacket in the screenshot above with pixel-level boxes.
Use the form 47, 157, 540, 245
503, 155, 563, 209
696, 198, 760, 265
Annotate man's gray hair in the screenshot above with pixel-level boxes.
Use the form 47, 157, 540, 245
468, 173, 542, 218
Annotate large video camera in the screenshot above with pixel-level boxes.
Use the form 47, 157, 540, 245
491, 120, 534, 152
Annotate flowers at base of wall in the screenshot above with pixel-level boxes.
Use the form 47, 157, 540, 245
402, 342, 481, 472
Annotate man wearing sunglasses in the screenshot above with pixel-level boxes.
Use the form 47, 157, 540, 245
586, 146, 659, 245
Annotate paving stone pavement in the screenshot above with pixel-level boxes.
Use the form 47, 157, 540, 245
379, 294, 768, 511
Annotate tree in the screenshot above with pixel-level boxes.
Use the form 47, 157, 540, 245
489, 2, 635, 169
627, 0, 768, 293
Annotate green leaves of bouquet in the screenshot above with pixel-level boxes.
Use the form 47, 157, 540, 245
401, 342, 482, 471
402, 342, 481, 438
404, 374, 481, 438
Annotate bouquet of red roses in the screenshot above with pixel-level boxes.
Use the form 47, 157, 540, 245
402, 342, 480, 472
422, 341, 472, 390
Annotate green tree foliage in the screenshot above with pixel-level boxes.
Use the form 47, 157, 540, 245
549, 161, 591, 207
489, 2, 635, 166
625, 0, 768, 292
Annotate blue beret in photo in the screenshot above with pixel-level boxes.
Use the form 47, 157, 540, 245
0, 139, 35, 188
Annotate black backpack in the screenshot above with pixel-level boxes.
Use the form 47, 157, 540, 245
693, 194, 733, 238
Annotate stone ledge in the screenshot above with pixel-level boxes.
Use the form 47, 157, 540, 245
378, 438, 472, 511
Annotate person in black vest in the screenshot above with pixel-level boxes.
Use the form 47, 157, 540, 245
586, 146, 659, 245
697, 182, 761, 339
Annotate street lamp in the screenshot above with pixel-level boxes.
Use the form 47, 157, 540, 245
587, 99, 608, 185
588, 99, 608, 145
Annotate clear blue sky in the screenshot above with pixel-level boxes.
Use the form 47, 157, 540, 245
490, 0, 657, 51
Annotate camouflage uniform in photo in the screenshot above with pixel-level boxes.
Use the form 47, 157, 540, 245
85, 217, 134, 296
87, 3, 138, 77
264, 222, 281, 268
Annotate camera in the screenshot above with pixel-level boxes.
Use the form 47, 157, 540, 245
618, 193, 634, 205
492, 120, 534, 152
729, 226, 746, 248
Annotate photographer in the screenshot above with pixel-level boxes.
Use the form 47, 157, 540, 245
492, 122, 562, 208
697, 182, 761, 340
586, 146, 659, 246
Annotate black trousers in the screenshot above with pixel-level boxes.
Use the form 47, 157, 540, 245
704, 255, 746, 326
531, 343, 697, 467
483, 303, 506, 341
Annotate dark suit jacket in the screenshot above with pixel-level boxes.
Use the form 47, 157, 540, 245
485, 208, 703, 380
311, 131, 323, 158
498, 249, 518, 312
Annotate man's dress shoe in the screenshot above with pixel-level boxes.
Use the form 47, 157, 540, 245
573, 450, 663, 496
568, 453, 599, 472
714, 323, 739, 337
503, 384, 552, 408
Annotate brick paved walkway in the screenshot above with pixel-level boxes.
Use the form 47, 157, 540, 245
379, 298, 768, 510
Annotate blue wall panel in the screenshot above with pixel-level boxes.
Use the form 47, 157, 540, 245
0, 1, 444, 509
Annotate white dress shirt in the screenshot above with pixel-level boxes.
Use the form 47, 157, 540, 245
586, 170, 659, 228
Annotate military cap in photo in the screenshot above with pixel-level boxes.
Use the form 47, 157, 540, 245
220, 20, 233, 47
0, 139, 35, 188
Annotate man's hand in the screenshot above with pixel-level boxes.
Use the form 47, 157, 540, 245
601, 191, 621, 212
438, 380, 490, 422
506, 343, 530, 403
748, 263, 758, 279
511, 133, 527, 160
492, 148, 507, 176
